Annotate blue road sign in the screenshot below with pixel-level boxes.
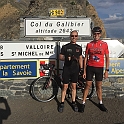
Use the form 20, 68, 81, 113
0, 60, 38, 79
109, 58, 124, 76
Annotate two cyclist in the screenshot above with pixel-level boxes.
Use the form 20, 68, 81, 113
59, 27, 109, 113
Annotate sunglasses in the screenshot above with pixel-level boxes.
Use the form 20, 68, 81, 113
93, 32, 101, 35
70, 35, 78, 37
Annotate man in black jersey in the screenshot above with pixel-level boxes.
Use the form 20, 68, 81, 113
58, 30, 83, 113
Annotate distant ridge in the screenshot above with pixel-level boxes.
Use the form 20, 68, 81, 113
0, 0, 106, 40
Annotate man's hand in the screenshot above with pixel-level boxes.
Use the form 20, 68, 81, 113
66, 54, 72, 61
72, 55, 78, 62
104, 71, 108, 79
83, 73, 86, 79
67, 55, 78, 62
68, 56, 71, 61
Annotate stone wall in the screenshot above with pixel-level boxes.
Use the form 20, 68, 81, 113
0, 77, 124, 99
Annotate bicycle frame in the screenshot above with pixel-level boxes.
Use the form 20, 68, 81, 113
30, 63, 95, 102
40, 63, 94, 95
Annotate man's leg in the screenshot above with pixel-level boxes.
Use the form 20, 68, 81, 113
81, 66, 94, 112
95, 67, 108, 112
71, 83, 78, 112
71, 83, 77, 102
82, 81, 92, 103
96, 81, 108, 112
95, 81, 102, 102
58, 84, 68, 113
61, 84, 68, 102
80, 81, 92, 112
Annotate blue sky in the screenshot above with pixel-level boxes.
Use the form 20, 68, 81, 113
88, 0, 124, 39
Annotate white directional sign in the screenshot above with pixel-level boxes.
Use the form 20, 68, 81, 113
60, 40, 124, 58
103, 40, 124, 58
1, 40, 124, 60
0, 42, 56, 59
24, 18, 91, 37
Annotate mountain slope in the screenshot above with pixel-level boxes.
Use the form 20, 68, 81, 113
0, 0, 106, 40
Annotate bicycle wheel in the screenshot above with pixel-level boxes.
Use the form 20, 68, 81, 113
76, 79, 95, 100
32, 76, 58, 102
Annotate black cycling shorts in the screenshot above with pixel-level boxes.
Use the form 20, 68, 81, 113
62, 66, 79, 84
86, 65, 103, 81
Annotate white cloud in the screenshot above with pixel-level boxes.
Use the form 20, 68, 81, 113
89, 0, 124, 9
97, 1, 114, 8
103, 13, 124, 38
88, 0, 124, 38
103, 13, 124, 24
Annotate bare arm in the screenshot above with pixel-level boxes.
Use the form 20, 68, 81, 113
79, 55, 83, 68
104, 53, 109, 78
105, 54, 109, 70
83, 54, 88, 79
83, 54, 88, 73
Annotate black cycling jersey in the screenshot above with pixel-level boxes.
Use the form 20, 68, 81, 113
60, 43, 82, 67
60, 43, 82, 84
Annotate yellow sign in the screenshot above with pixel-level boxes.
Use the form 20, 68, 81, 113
49, 9, 65, 17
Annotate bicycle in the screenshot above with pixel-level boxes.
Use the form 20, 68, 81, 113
30, 63, 95, 102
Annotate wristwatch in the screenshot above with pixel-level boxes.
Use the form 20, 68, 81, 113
105, 69, 109, 71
